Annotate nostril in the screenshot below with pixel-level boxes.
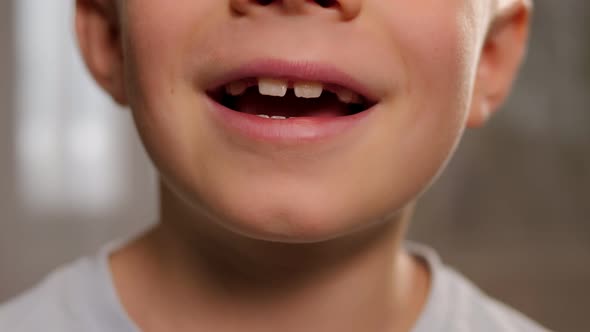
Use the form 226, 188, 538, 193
232, 0, 359, 20
314, 0, 338, 8
254, 0, 338, 8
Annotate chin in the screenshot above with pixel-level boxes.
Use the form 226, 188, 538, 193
216, 201, 352, 244
181, 184, 384, 244
198, 182, 414, 245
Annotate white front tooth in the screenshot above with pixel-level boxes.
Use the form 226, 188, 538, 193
258, 78, 288, 97
270, 116, 287, 120
226, 81, 247, 96
294, 82, 323, 98
336, 89, 361, 104
257, 114, 270, 118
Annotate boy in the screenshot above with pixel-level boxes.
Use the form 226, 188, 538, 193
0, 0, 550, 331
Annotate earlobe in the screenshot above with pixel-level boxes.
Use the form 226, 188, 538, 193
467, 0, 531, 129
467, 95, 492, 129
75, 0, 127, 105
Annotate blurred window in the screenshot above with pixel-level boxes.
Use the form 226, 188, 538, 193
14, 0, 126, 217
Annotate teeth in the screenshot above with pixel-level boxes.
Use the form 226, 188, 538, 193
225, 81, 247, 96
336, 88, 362, 104
256, 114, 289, 120
294, 82, 323, 98
225, 78, 364, 105
258, 78, 288, 97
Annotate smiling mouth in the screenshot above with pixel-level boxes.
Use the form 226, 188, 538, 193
207, 77, 376, 119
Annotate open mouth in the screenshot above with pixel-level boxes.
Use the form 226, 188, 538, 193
207, 77, 376, 120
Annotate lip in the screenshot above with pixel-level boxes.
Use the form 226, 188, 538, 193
204, 59, 379, 145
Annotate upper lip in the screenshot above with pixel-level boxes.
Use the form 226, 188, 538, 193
204, 58, 380, 104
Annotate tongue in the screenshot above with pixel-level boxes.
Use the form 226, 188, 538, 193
236, 90, 349, 118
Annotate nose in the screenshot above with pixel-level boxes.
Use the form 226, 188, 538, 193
231, 0, 362, 21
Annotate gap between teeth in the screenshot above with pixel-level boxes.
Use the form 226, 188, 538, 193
225, 78, 362, 104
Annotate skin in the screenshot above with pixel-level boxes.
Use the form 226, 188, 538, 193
75, 0, 531, 331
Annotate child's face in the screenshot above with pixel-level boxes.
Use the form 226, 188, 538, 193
80, 0, 528, 242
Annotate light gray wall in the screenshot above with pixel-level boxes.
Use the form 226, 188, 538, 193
0, 0, 18, 299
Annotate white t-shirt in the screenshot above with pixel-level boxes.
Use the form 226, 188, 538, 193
0, 241, 551, 332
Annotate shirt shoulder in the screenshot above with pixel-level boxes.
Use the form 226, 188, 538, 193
407, 242, 552, 332
440, 267, 552, 332
0, 242, 139, 332
0, 258, 93, 332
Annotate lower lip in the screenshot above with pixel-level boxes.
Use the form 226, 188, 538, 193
206, 97, 375, 145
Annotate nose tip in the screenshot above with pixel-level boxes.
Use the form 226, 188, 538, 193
231, 0, 362, 21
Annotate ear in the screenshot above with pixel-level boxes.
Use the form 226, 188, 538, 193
75, 0, 127, 105
467, 0, 532, 128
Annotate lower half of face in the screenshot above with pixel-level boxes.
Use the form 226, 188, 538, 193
122, 0, 480, 242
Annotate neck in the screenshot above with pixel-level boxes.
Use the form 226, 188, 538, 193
110, 183, 430, 332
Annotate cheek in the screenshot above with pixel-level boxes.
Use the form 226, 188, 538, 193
382, 1, 478, 133
366, 1, 481, 192
401, 27, 474, 156
121, 1, 208, 105
119, 1, 218, 181
384, 2, 477, 112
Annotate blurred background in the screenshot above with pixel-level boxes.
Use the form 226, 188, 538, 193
0, 1, 588, 331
